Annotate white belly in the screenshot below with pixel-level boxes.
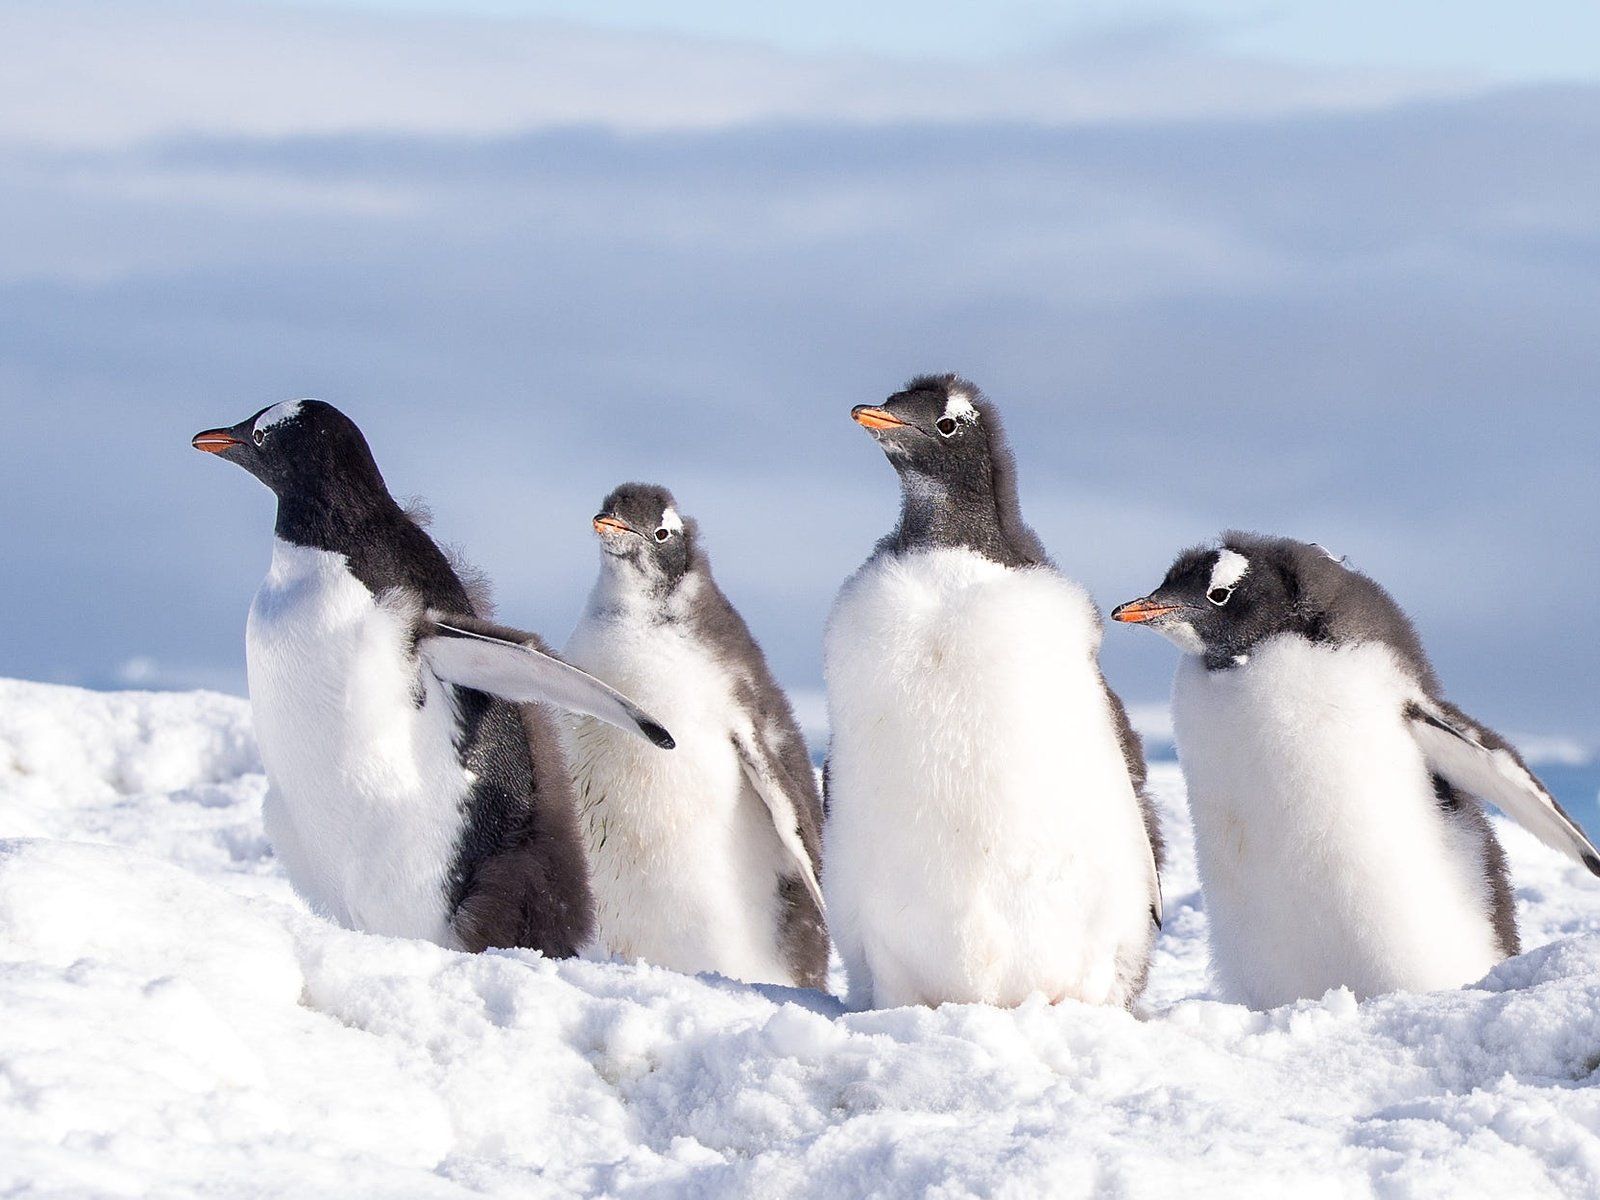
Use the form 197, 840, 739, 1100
823, 547, 1154, 1009
562, 615, 795, 985
246, 539, 469, 945
1173, 636, 1503, 1008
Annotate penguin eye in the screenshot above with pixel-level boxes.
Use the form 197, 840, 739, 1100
1207, 586, 1233, 606
654, 527, 671, 542
935, 417, 958, 437
252, 428, 265, 447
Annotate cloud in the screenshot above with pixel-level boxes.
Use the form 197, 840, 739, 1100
1510, 736, 1594, 768
114, 656, 247, 695
1, 4, 1597, 746
3, 0, 1484, 151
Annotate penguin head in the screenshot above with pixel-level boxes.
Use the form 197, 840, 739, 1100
850, 374, 1048, 566
1113, 533, 1348, 669
1113, 540, 1289, 665
851, 373, 998, 490
1112, 532, 1434, 675
591, 483, 696, 587
192, 399, 387, 504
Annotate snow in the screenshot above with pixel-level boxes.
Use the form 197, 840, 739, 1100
3, 676, 1600, 1197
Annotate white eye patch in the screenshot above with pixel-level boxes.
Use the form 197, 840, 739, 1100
658, 506, 684, 535
943, 393, 978, 424
253, 399, 305, 436
1208, 549, 1250, 593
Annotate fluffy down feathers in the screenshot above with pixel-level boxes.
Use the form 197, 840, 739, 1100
824, 547, 1159, 1010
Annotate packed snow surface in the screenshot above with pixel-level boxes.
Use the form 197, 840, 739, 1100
3, 677, 1600, 1197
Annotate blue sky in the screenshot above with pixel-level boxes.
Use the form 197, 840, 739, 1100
3, 0, 1598, 749
287, 0, 1600, 80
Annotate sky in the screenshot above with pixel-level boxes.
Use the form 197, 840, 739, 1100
290, 0, 1600, 80
2, 0, 1599, 747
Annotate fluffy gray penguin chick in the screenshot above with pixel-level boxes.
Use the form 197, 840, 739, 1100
562, 483, 828, 988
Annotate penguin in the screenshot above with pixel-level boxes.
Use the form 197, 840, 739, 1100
822, 373, 1164, 1011
192, 399, 674, 956
1113, 531, 1600, 1009
560, 483, 828, 989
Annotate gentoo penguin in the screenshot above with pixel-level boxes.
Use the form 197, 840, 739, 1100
823, 373, 1164, 1010
561, 483, 828, 988
192, 399, 673, 956
1113, 532, 1600, 1009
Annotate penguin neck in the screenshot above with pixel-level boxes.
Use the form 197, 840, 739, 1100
888, 468, 1042, 567
273, 479, 471, 611
593, 553, 691, 622
273, 477, 403, 559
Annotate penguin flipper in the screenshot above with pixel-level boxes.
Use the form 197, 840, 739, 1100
422, 614, 675, 750
1148, 856, 1164, 931
732, 729, 827, 916
1405, 697, 1600, 876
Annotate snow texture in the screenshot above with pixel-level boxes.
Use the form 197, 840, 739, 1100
4, 677, 1600, 1197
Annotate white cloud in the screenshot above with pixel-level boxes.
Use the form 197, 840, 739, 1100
1510, 736, 1594, 768
2, 5, 1598, 745
3, 0, 1485, 150
113, 656, 248, 695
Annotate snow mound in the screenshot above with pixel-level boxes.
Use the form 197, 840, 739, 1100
3, 678, 1599, 1196
0, 678, 258, 797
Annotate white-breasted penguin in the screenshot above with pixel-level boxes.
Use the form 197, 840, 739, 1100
1113, 532, 1600, 1009
561, 484, 828, 988
823, 373, 1164, 1011
193, 399, 674, 955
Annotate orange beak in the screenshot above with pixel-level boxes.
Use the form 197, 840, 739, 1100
1111, 598, 1182, 624
192, 429, 243, 454
592, 514, 632, 536
852, 405, 906, 431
